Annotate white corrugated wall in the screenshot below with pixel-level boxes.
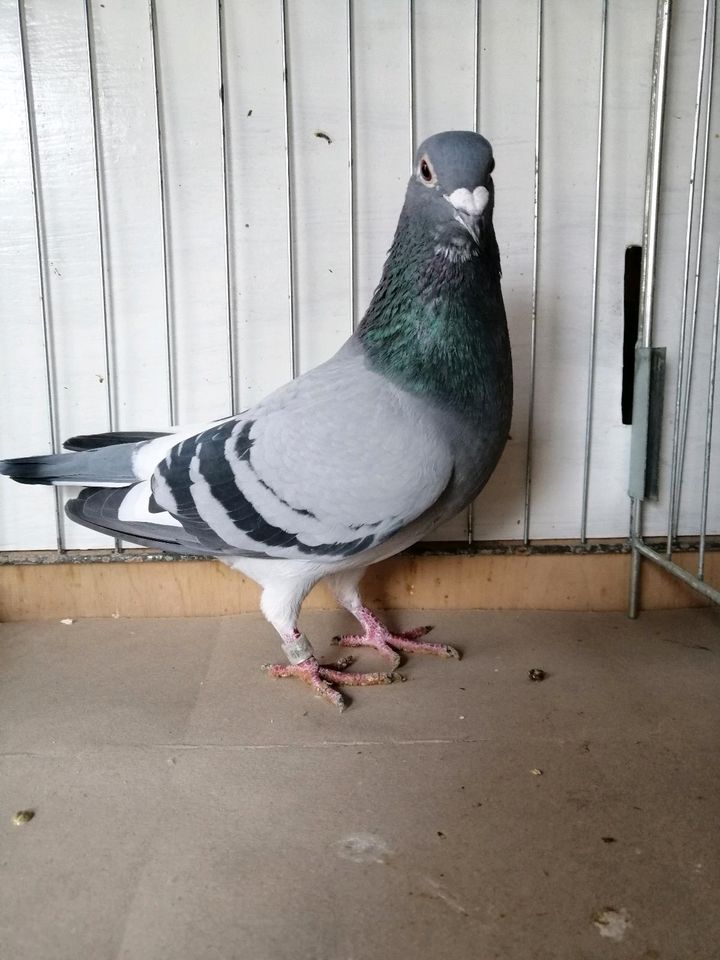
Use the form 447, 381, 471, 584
0, 0, 718, 552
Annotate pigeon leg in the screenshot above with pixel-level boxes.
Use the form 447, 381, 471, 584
255, 579, 398, 709
327, 569, 461, 668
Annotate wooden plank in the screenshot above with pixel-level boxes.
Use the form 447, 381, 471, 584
1, 552, 716, 621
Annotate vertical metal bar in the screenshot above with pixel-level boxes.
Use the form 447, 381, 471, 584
628, 500, 643, 618
670, 0, 716, 541
638, 1, 673, 352
408, 0, 415, 168
466, 0, 481, 545
280, 0, 297, 378
83, 0, 115, 433
347, 0, 356, 332
473, 0, 480, 132
628, 0, 673, 619
665, 0, 711, 557
148, 0, 177, 425
83, 0, 122, 552
697, 244, 720, 580
522, 0, 543, 546
580, 0, 607, 544
17, 0, 64, 553
216, 0, 238, 413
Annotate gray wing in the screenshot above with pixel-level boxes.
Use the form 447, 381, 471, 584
151, 347, 454, 560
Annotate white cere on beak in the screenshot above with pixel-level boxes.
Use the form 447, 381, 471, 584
443, 186, 489, 218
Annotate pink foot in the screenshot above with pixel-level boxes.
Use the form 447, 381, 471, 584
262, 656, 399, 711
332, 608, 461, 669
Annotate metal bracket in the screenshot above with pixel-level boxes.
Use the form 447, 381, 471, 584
628, 346, 666, 500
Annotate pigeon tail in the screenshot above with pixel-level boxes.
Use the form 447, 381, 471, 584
63, 430, 169, 452
0, 441, 142, 487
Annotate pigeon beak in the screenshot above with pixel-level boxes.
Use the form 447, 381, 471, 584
444, 186, 489, 244
453, 210, 481, 244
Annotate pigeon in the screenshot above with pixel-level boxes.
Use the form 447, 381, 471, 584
1, 130, 512, 710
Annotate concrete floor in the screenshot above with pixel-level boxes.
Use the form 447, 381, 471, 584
1, 609, 718, 960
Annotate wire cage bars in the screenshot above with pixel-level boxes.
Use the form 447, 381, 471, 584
629, 0, 720, 614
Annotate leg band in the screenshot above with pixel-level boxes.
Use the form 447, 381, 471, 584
282, 632, 314, 665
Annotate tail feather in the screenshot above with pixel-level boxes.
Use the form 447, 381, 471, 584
64, 486, 234, 557
63, 430, 169, 452
0, 442, 141, 487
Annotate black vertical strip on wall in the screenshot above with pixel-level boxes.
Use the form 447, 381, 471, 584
622, 245, 642, 424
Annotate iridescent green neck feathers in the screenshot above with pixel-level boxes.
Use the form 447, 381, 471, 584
357, 209, 511, 420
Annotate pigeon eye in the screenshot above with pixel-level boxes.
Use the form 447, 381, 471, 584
419, 158, 434, 184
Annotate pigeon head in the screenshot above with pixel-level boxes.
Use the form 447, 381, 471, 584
405, 130, 496, 250
357, 129, 509, 416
